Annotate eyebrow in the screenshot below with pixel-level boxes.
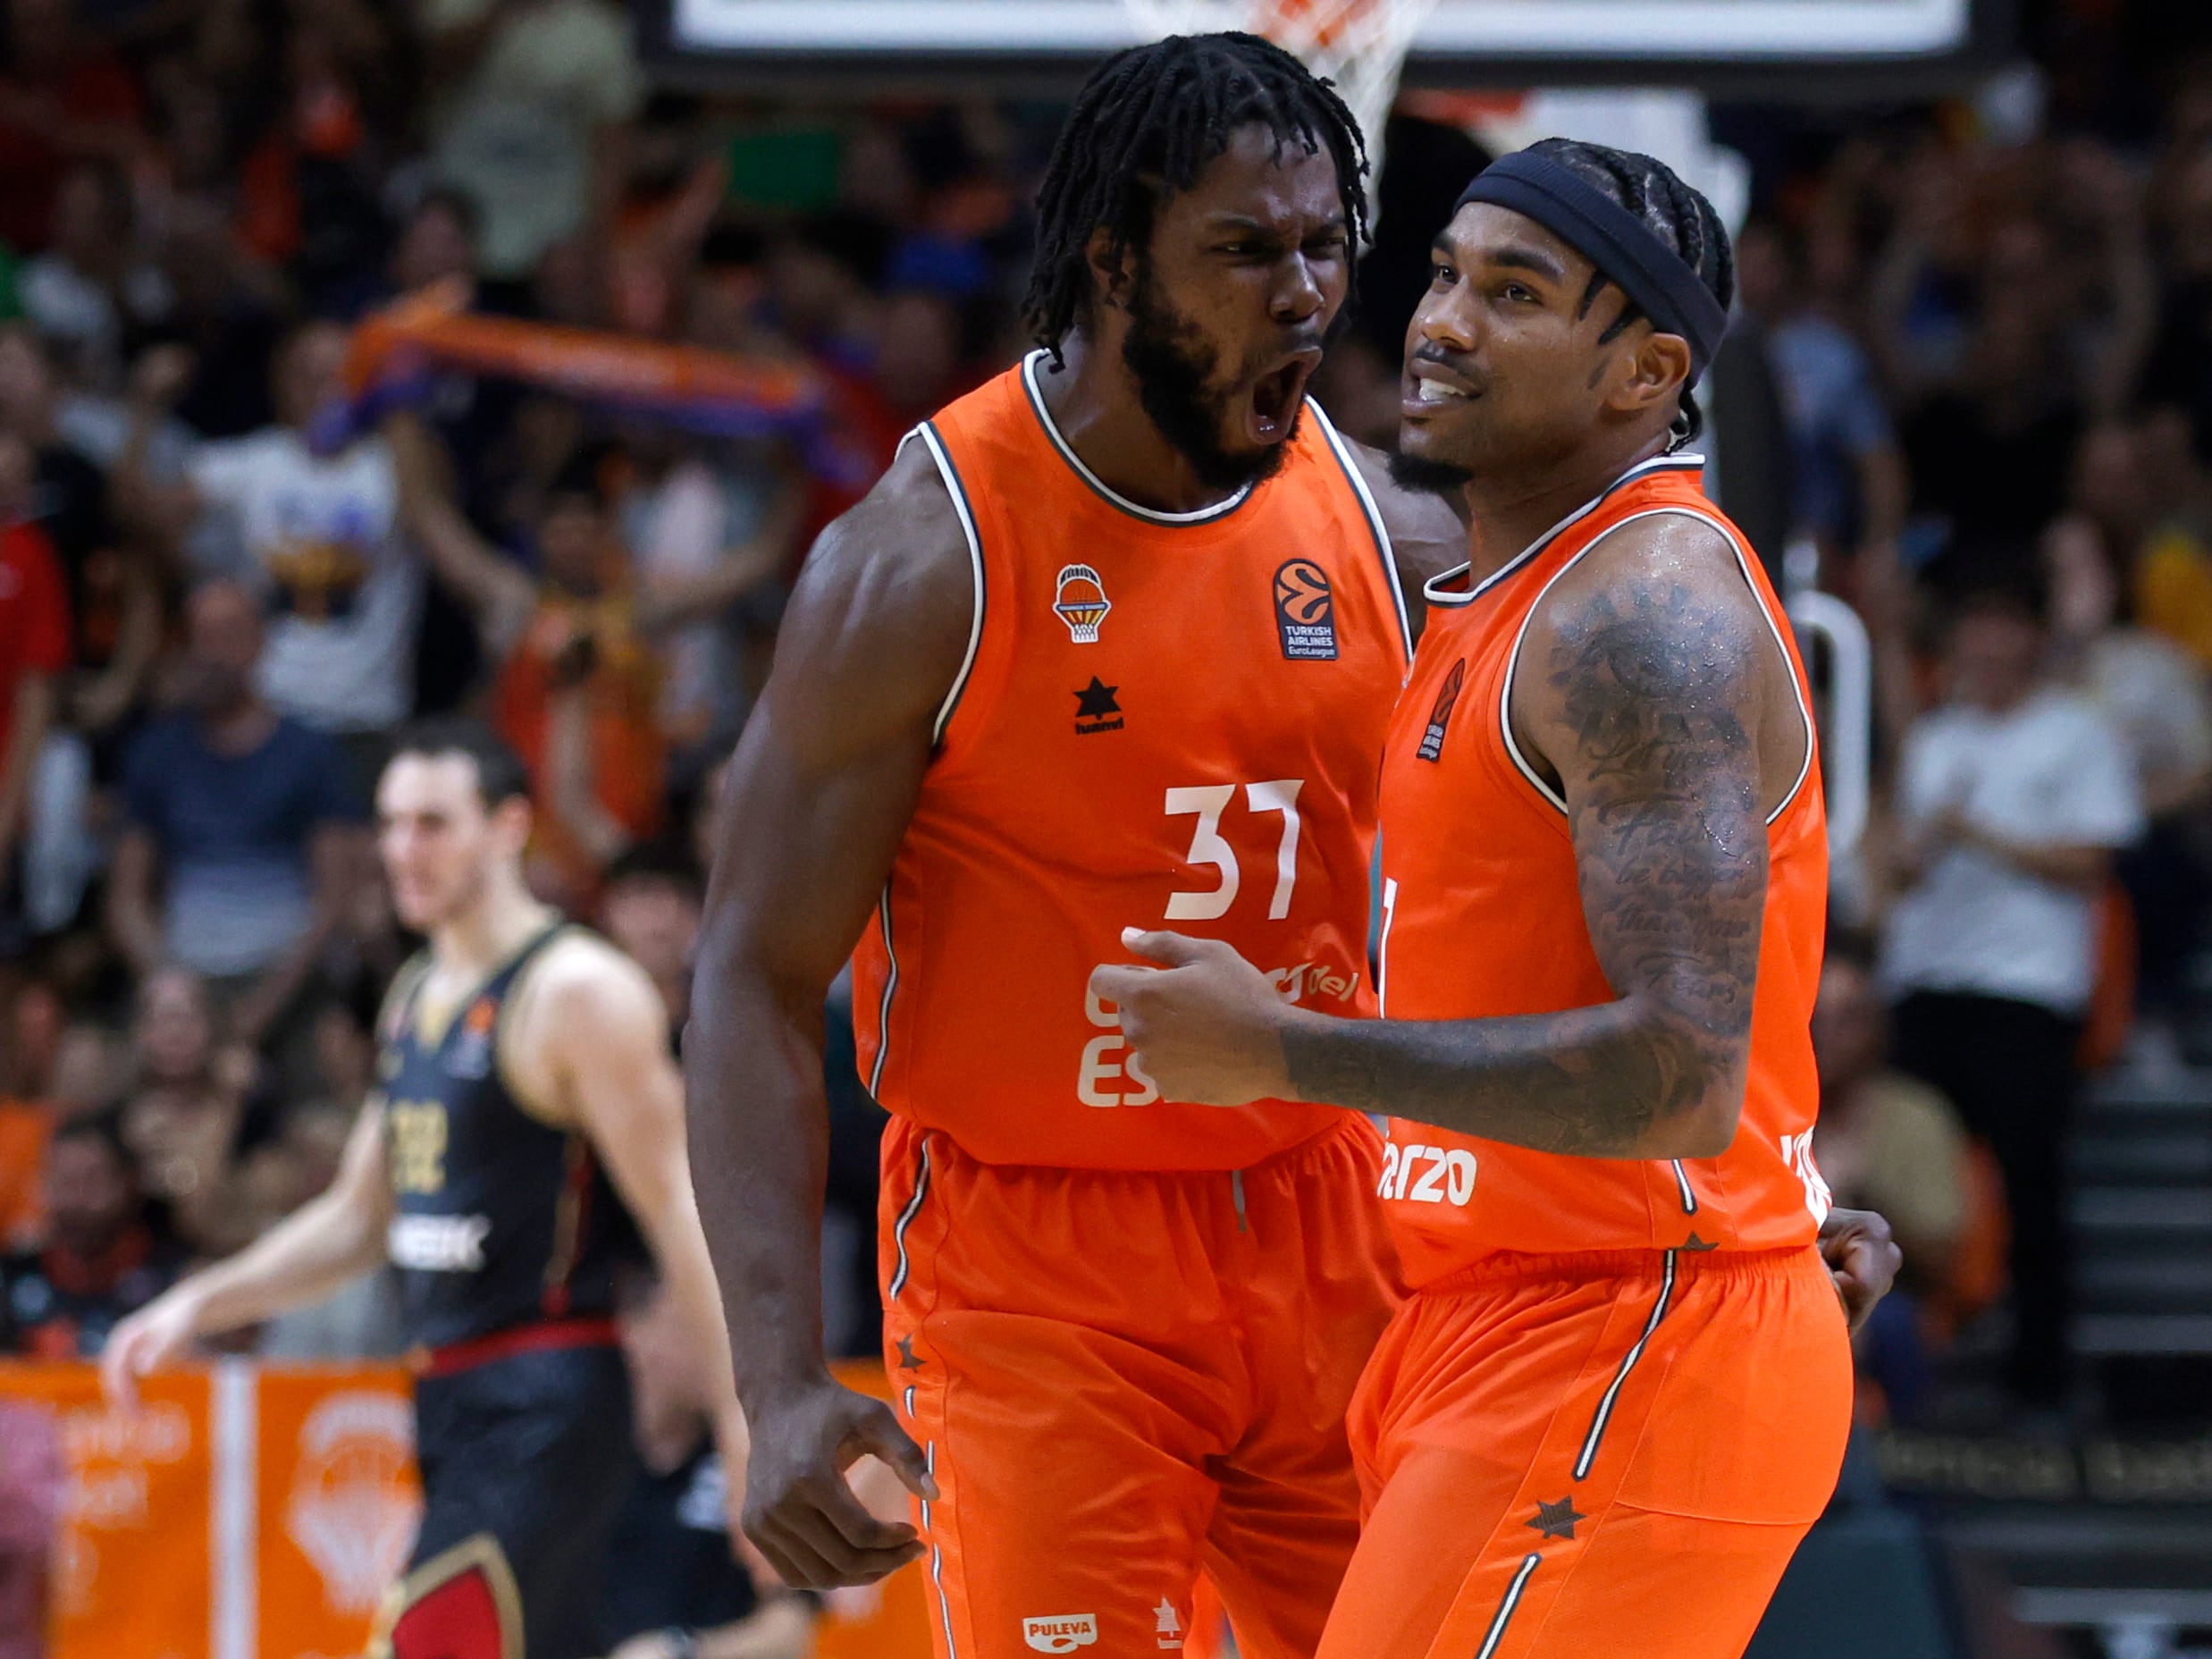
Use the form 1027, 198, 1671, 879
1206, 213, 1349, 237
1491, 245, 1569, 282
1430, 234, 1569, 285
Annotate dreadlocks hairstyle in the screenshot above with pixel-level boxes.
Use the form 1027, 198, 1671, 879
1023, 32, 1368, 364
1525, 138, 1736, 446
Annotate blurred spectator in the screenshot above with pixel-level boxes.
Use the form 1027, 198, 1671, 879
235, 0, 402, 317
598, 845, 703, 1037
115, 964, 264, 1257
18, 159, 169, 390
0, 1398, 63, 1659
1880, 584, 2145, 1405
2046, 512, 2212, 1032
0, 0, 145, 255
0, 325, 156, 747
106, 582, 358, 1050
1813, 949, 1977, 1424
0, 323, 154, 939
1737, 217, 1908, 577
421, 0, 643, 283
601, 1271, 811, 1659
0, 1110, 183, 1358
1900, 227, 2085, 562
0, 984, 67, 1251
0, 440, 69, 958
147, 199, 287, 442
390, 414, 785, 900
1815, 952, 1973, 1293
120, 324, 421, 761
2107, 407, 2212, 672
619, 426, 802, 762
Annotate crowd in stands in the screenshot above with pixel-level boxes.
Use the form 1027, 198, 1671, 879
0, 0, 2208, 1440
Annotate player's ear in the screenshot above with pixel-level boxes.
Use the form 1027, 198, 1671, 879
489, 793, 534, 854
1607, 329, 1693, 421
1086, 227, 1136, 312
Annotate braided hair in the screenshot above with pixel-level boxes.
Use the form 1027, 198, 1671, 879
1023, 32, 1368, 363
1526, 138, 1735, 444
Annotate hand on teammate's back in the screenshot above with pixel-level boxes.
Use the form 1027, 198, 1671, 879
1816, 1207, 1903, 1333
741, 1377, 938, 1589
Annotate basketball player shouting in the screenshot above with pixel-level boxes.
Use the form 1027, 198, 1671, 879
1098, 141, 1897, 1659
105, 721, 745, 1659
688, 34, 1466, 1659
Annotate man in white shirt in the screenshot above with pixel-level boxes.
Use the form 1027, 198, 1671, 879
121, 325, 421, 772
1880, 583, 2144, 1407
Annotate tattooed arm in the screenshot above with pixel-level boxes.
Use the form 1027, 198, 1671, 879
1098, 515, 1796, 1160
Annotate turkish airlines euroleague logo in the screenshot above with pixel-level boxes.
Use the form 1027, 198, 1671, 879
1273, 560, 1338, 660
1417, 659, 1467, 762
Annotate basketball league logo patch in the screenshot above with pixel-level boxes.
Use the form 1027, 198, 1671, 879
445, 998, 496, 1079
1273, 560, 1338, 660
1054, 564, 1112, 643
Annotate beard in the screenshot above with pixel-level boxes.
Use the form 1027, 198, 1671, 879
1121, 261, 1306, 496
1387, 449, 1476, 496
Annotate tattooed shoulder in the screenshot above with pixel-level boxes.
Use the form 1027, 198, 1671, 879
1513, 515, 1772, 806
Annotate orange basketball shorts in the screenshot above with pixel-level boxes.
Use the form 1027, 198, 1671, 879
1318, 1243, 1853, 1659
878, 1112, 1402, 1659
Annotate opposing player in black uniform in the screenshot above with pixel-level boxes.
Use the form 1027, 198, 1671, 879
103, 720, 745, 1659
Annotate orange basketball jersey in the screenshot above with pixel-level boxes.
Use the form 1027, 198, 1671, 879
1375, 456, 1831, 1283
850, 352, 1413, 1170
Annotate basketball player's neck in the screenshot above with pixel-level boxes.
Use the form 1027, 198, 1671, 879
1038, 333, 1245, 517
1459, 427, 1673, 585
431, 865, 555, 981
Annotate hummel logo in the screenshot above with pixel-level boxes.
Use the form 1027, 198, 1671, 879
1074, 677, 1123, 735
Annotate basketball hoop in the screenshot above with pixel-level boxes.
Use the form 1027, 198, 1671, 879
1121, 0, 1442, 218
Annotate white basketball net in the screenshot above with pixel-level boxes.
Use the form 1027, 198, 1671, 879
1121, 0, 1442, 209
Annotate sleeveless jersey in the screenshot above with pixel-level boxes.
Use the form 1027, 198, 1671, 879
850, 351, 1413, 1170
1375, 455, 1832, 1284
375, 924, 641, 1349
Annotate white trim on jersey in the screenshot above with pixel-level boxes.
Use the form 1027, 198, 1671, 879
1424, 453, 1706, 610
1495, 504, 1815, 828
869, 882, 899, 1099
1019, 349, 1254, 525
1306, 399, 1415, 668
912, 422, 988, 745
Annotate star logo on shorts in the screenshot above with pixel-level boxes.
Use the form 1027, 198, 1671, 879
1527, 1496, 1585, 1541
896, 1334, 924, 1370
1680, 1231, 1720, 1251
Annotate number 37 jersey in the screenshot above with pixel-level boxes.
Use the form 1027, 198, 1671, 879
850, 353, 1412, 1170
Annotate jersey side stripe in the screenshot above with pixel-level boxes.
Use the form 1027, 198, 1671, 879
1574, 1249, 1677, 1479
1308, 399, 1414, 667
1474, 1554, 1543, 1659
887, 1136, 932, 1299
868, 882, 898, 1098
914, 421, 987, 745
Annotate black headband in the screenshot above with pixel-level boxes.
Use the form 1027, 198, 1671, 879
1454, 151, 1728, 382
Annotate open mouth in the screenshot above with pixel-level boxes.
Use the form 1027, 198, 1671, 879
1248, 351, 1320, 443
